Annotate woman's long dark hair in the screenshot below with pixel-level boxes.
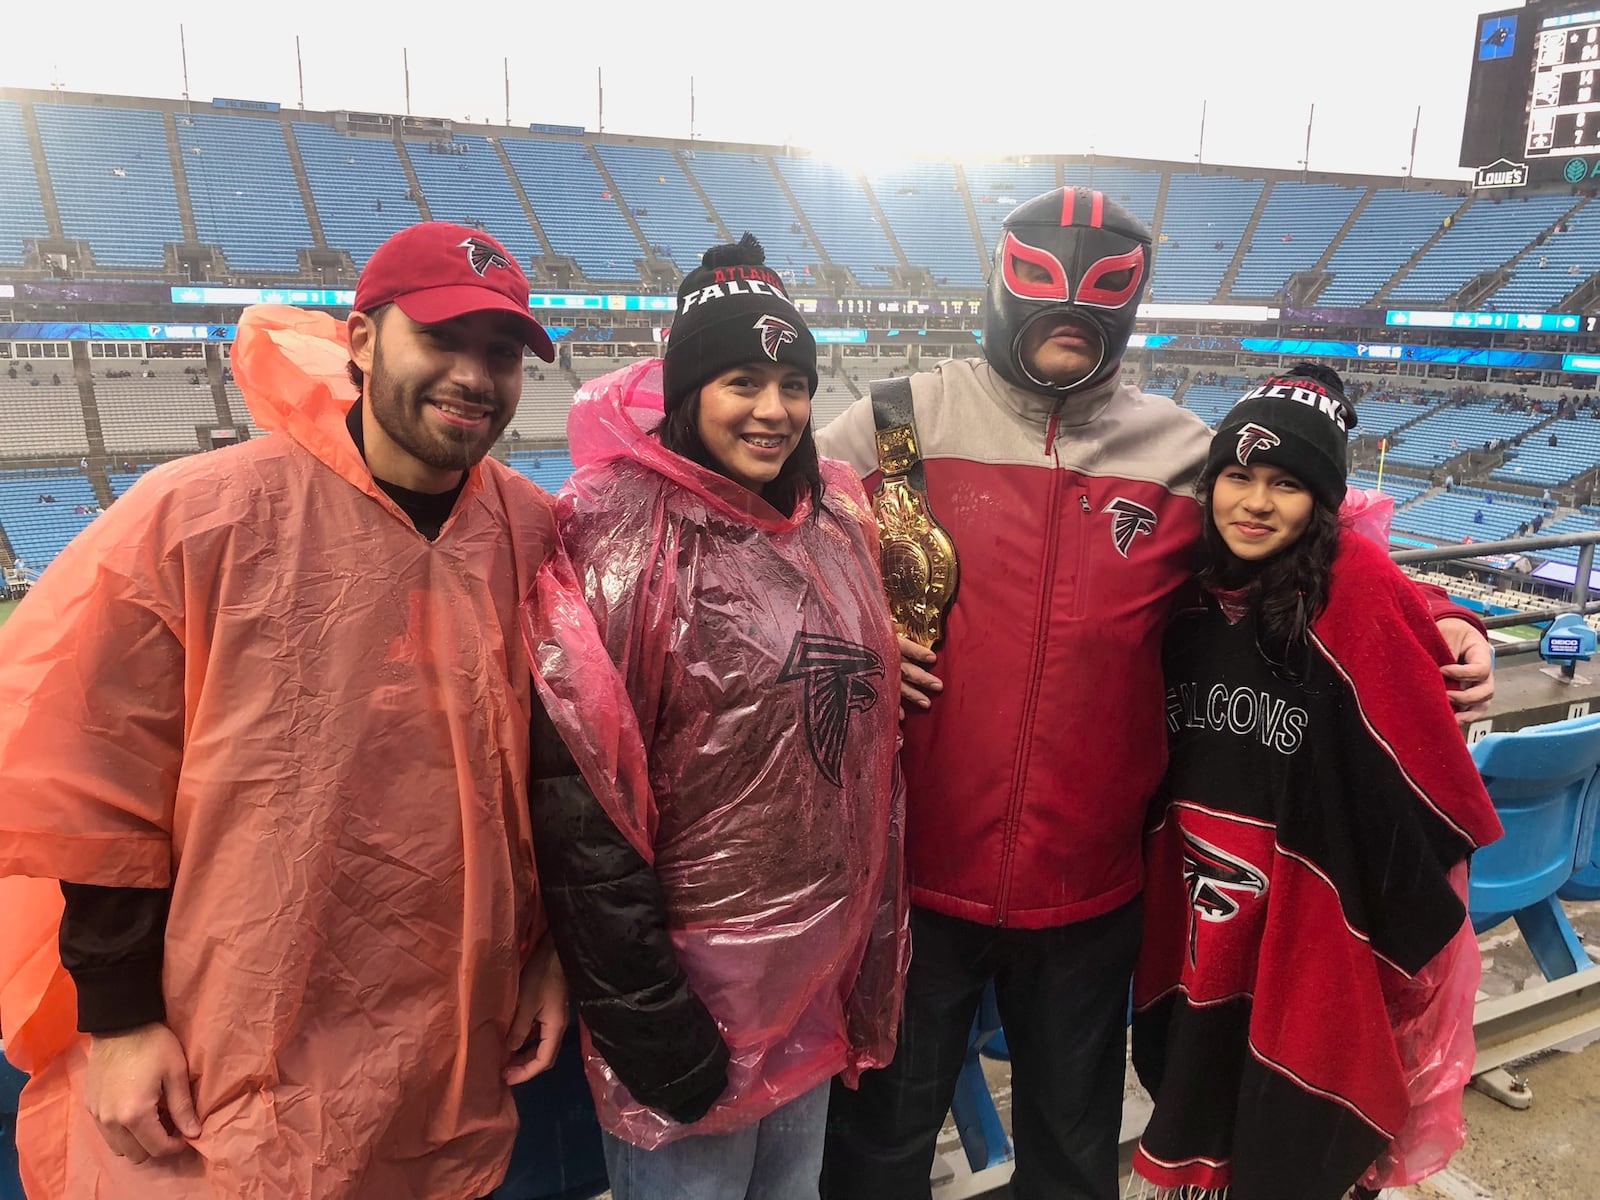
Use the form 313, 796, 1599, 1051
1196, 462, 1342, 667
654, 388, 826, 518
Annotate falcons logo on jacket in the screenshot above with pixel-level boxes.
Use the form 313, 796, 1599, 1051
459, 237, 513, 276
778, 632, 885, 787
1181, 830, 1268, 966
753, 314, 799, 362
1234, 422, 1281, 465
1103, 497, 1158, 558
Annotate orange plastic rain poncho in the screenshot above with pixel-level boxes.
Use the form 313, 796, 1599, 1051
0, 306, 555, 1199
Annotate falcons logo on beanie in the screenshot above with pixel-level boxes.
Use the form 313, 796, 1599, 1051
1235, 422, 1282, 465
754, 314, 799, 362
1104, 497, 1158, 558
460, 237, 512, 276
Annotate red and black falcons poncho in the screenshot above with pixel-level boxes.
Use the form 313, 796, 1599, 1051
1131, 531, 1502, 1200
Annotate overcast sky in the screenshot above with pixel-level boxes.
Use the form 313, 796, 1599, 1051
7, 0, 1505, 179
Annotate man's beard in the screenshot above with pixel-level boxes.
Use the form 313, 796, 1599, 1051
366, 342, 507, 474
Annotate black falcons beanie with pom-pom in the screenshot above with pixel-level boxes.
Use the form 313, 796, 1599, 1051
661, 233, 818, 414
1207, 360, 1358, 508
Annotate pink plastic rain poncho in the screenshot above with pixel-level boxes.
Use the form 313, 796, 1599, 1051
523, 359, 908, 1148
0, 306, 554, 1199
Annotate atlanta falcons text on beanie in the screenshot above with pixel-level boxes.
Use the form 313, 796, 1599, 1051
662, 233, 819, 413
1206, 362, 1357, 508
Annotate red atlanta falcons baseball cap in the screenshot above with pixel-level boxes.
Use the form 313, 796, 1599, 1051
354, 222, 555, 362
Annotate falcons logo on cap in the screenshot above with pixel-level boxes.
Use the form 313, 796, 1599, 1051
777, 632, 885, 788
753, 314, 799, 362
1103, 497, 1158, 558
1235, 422, 1281, 465
1181, 830, 1268, 967
459, 237, 512, 276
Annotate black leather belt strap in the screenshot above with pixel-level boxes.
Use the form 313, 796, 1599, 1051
870, 377, 928, 490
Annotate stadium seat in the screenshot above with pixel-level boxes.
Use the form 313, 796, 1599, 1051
948, 983, 1013, 1173
774, 157, 897, 287
499, 139, 642, 283
965, 162, 1060, 265
868, 163, 985, 288
593, 144, 721, 275
1467, 714, 1600, 980
405, 135, 541, 272
679, 150, 817, 285
0, 101, 50, 266
1559, 769, 1600, 903
179, 113, 313, 272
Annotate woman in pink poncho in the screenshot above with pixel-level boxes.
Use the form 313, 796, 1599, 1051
522, 235, 908, 1200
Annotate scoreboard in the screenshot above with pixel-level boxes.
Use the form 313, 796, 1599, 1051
1460, 2, 1600, 186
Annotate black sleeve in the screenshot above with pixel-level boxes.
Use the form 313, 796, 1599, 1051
529, 701, 729, 1124
58, 883, 171, 1034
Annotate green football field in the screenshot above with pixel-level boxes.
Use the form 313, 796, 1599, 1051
0, 599, 15, 630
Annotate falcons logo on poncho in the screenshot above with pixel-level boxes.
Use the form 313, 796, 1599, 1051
1182, 830, 1268, 967
778, 632, 885, 788
753, 314, 799, 362
1103, 497, 1158, 558
459, 237, 513, 276
1234, 422, 1281, 465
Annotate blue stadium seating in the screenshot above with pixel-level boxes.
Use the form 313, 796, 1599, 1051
1179, 378, 1252, 426
1390, 191, 1575, 303
405, 135, 541, 272
1468, 715, 1600, 981
1381, 405, 1542, 468
1350, 398, 1434, 438
290, 122, 421, 268
1149, 175, 1264, 303
33, 104, 184, 268
868, 162, 984, 288
179, 113, 311, 272
1231, 182, 1364, 299
1392, 491, 1547, 542
1491, 417, 1600, 486
0, 470, 99, 566
1491, 199, 1600, 310
679, 150, 817, 286
773, 157, 897, 287
506, 451, 576, 493
499, 139, 641, 282
964, 161, 1059, 265
1061, 165, 1161, 228
594, 144, 721, 274
1320, 188, 1461, 306
1348, 470, 1425, 506
0, 101, 49, 266
1532, 513, 1600, 568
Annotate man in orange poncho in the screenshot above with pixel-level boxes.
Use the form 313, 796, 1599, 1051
0, 222, 567, 1199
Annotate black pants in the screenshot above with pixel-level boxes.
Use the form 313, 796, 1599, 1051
821, 900, 1141, 1200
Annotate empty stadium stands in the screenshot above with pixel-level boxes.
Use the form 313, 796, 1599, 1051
95, 362, 220, 454
867, 163, 984, 288
774, 157, 898, 287
1231, 182, 1364, 299
1383, 405, 1543, 469
1062, 165, 1161, 228
593, 145, 721, 274
499, 139, 641, 281
1148, 174, 1264, 303
291, 121, 422, 268
1392, 490, 1549, 542
0, 100, 50, 266
0, 469, 99, 565
0, 376, 88, 457
1492, 200, 1600, 310
1319, 188, 1462, 306
1390, 191, 1577, 304
964, 161, 1059, 268
180, 113, 312, 272
406, 135, 541, 271
679, 150, 817, 284
32, 103, 184, 267
1492, 418, 1600, 487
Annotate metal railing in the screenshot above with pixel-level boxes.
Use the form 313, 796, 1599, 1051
1390, 529, 1600, 658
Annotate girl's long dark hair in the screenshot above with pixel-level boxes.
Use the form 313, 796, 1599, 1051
654, 389, 825, 518
1196, 463, 1342, 667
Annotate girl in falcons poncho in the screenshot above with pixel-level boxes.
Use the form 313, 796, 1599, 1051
1130, 364, 1502, 1200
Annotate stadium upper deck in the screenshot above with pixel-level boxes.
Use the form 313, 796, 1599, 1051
1, 87, 1592, 310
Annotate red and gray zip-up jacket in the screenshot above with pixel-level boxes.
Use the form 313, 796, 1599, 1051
816, 357, 1482, 930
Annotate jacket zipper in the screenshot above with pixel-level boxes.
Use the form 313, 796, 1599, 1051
994, 423, 1066, 922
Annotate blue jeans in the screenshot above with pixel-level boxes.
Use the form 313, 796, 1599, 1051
601, 1081, 831, 1200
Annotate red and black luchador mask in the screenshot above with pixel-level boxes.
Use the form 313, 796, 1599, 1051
982, 186, 1153, 397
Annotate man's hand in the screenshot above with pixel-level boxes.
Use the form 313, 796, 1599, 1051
1438, 617, 1495, 725
898, 636, 943, 720
83, 1023, 200, 1164
504, 935, 568, 1085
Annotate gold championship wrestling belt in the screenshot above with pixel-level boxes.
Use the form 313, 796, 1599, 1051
870, 377, 959, 649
